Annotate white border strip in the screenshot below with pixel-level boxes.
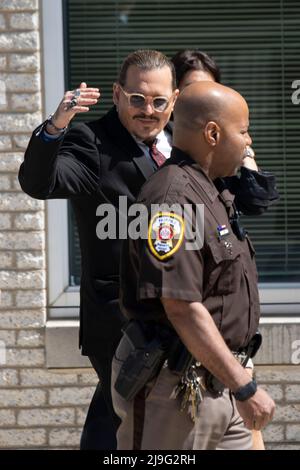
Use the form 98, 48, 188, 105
41, 0, 79, 308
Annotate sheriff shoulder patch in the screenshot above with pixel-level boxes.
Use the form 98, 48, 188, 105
148, 212, 185, 260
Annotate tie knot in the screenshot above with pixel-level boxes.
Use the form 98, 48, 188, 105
144, 139, 157, 150
144, 139, 166, 167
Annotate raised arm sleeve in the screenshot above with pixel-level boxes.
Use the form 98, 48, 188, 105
18, 122, 100, 200
222, 167, 280, 215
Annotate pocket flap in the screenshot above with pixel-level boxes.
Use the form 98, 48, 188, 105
208, 237, 243, 264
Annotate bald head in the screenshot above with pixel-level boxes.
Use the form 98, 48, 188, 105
173, 81, 248, 132
172, 81, 252, 179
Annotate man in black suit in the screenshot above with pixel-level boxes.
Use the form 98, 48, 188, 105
19, 50, 179, 450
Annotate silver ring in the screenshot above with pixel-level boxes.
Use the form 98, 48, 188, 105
245, 146, 255, 158
68, 97, 78, 109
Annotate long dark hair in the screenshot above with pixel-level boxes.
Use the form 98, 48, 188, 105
171, 49, 221, 87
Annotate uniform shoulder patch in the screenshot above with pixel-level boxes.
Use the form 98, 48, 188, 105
147, 212, 185, 260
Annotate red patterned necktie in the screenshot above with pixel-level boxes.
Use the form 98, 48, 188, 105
148, 140, 166, 167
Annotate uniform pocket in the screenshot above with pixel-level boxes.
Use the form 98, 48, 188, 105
145, 365, 179, 402
207, 238, 244, 295
113, 334, 133, 363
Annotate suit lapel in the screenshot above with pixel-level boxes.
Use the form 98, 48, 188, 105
165, 120, 173, 136
132, 154, 155, 180
99, 106, 155, 181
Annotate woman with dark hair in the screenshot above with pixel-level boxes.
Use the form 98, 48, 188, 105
171, 49, 276, 450
171, 49, 279, 219
172, 49, 221, 88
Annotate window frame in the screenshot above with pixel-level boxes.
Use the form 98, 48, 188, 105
42, 0, 80, 316
43, 0, 300, 319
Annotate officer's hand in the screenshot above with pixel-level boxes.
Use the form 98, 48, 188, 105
241, 145, 258, 171
47, 82, 100, 133
236, 387, 275, 430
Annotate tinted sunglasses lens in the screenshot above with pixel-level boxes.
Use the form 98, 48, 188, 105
153, 98, 169, 111
129, 94, 146, 108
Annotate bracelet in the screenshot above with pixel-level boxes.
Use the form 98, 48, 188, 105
46, 114, 68, 134
232, 379, 257, 401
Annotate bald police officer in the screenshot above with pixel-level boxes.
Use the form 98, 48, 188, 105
111, 81, 275, 450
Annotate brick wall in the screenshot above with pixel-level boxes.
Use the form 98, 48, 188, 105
256, 366, 300, 449
0, 0, 97, 449
0, 0, 300, 451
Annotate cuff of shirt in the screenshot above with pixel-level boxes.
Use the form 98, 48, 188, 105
138, 284, 203, 303
35, 121, 65, 143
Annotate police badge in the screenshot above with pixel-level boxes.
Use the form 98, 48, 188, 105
147, 212, 185, 260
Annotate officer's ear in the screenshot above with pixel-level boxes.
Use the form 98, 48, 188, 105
112, 83, 120, 106
204, 121, 220, 147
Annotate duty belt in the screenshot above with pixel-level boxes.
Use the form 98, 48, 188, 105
201, 351, 250, 396
171, 354, 250, 422
201, 337, 262, 396
170, 333, 262, 421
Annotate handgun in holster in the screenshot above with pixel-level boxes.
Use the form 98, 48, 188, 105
206, 331, 263, 394
240, 330, 262, 366
114, 321, 168, 401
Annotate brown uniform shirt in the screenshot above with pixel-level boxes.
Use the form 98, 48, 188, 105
120, 147, 260, 351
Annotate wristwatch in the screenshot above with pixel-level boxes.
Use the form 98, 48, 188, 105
45, 114, 68, 134
232, 379, 257, 401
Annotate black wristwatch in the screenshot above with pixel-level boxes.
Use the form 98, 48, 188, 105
232, 379, 257, 401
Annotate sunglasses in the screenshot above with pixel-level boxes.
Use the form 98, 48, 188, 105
119, 85, 173, 112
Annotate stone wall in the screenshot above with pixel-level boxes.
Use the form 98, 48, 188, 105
0, 0, 97, 450
0, 0, 300, 450
257, 366, 300, 449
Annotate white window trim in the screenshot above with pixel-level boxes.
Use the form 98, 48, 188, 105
42, 0, 80, 313
259, 282, 300, 315
42, 0, 299, 318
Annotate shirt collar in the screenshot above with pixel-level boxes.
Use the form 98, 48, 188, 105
132, 129, 172, 161
132, 129, 168, 146
169, 147, 221, 202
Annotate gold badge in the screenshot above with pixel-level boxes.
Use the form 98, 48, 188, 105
148, 212, 185, 260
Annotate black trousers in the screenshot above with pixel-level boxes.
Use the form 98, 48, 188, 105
80, 353, 121, 450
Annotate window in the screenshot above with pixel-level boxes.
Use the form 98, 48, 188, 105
46, 0, 300, 316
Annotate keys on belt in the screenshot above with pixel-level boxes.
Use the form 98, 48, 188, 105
170, 342, 259, 421
171, 363, 206, 422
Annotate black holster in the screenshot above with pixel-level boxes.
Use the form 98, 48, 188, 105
242, 331, 262, 360
114, 321, 171, 401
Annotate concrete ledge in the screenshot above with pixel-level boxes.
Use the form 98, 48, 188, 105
46, 321, 90, 368
256, 318, 300, 365
45, 318, 300, 368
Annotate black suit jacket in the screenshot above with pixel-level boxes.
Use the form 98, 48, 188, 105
19, 107, 159, 356
19, 106, 279, 356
